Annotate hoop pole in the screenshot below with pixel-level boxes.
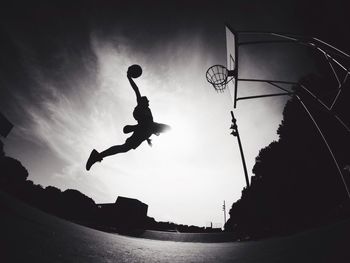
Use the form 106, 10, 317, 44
235, 78, 350, 133
238, 77, 332, 109
237, 92, 293, 101
223, 26, 350, 109
237, 77, 317, 103
237, 78, 298, 85
238, 40, 297, 46
313, 37, 350, 59
236, 31, 350, 59
235, 30, 350, 110
296, 95, 350, 200
331, 73, 349, 110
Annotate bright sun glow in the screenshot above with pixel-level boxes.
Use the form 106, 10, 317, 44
153, 113, 198, 156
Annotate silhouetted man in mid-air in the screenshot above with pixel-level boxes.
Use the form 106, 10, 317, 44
86, 65, 170, 171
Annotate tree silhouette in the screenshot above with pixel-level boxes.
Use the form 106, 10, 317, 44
225, 74, 350, 239
61, 189, 97, 221
0, 140, 28, 195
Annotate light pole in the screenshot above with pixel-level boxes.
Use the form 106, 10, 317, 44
230, 111, 250, 188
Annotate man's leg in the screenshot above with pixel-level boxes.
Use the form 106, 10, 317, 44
86, 143, 133, 171
99, 144, 133, 158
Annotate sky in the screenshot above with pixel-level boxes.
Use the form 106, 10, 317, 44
0, 0, 348, 227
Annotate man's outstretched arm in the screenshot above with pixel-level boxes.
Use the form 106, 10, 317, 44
127, 75, 142, 102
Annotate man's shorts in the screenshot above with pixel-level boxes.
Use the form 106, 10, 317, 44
124, 122, 170, 149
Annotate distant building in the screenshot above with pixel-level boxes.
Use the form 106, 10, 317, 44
97, 196, 148, 230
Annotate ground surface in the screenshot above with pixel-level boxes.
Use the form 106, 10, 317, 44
1, 192, 349, 263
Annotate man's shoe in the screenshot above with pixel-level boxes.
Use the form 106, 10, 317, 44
86, 149, 102, 171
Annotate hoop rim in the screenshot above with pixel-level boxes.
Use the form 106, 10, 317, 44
206, 64, 235, 92
206, 65, 227, 85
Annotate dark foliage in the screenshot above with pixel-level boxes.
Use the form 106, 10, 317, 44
0, 143, 28, 195
225, 75, 350, 239
0, 143, 98, 224
0, 141, 215, 233
61, 189, 97, 221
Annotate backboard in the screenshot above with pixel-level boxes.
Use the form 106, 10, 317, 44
225, 24, 238, 108
0, 112, 13, 137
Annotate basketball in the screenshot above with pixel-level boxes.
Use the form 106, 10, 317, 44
128, 64, 142, 78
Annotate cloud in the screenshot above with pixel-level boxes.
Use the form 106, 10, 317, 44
3, 20, 290, 225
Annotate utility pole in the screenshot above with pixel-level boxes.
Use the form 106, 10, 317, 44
230, 111, 250, 188
223, 200, 227, 226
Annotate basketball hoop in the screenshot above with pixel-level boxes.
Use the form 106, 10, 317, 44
206, 65, 235, 92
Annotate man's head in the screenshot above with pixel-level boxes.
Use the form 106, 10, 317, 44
140, 96, 149, 107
